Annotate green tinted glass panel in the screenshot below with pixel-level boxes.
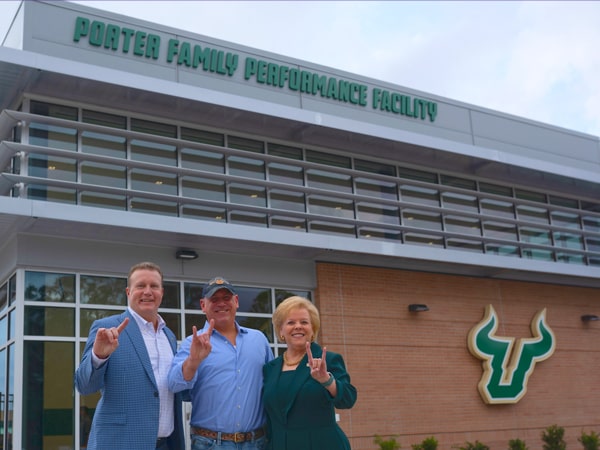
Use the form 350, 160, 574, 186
270, 216, 307, 231
354, 158, 396, 177
184, 283, 204, 310
181, 205, 227, 222
81, 192, 127, 210
130, 198, 178, 216
27, 185, 77, 204
517, 205, 549, 224
308, 195, 354, 218
29, 154, 77, 181
359, 228, 402, 241
181, 127, 225, 147
442, 192, 478, 212
80, 275, 127, 305
553, 232, 583, 249
25, 272, 75, 302
357, 203, 399, 225
184, 313, 207, 336
0, 281, 6, 314
30, 100, 77, 120
306, 150, 350, 168
228, 156, 265, 179
401, 186, 439, 206
161, 312, 182, 341
403, 210, 442, 230
81, 162, 126, 188
181, 148, 225, 173
237, 316, 272, 342
82, 131, 126, 158
131, 140, 177, 166
228, 136, 264, 153
355, 177, 397, 201
551, 211, 580, 229
445, 216, 481, 235
267, 143, 302, 160
29, 123, 77, 151
82, 109, 127, 129
270, 190, 305, 212
229, 184, 266, 207
80, 309, 123, 336
182, 177, 225, 201
479, 182, 512, 197
268, 162, 304, 186
131, 118, 176, 138
0, 316, 6, 347
480, 199, 514, 218
162, 281, 180, 309
230, 211, 268, 227
404, 233, 444, 247
234, 287, 272, 314
447, 239, 483, 253
23, 341, 74, 449
483, 222, 517, 240
307, 170, 352, 193
398, 167, 437, 183
25, 306, 75, 336
440, 175, 476, 190
520, 227, 551, 245
131, 169, 177, 195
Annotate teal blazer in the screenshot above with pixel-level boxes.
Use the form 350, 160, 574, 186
262, 342, 357, 450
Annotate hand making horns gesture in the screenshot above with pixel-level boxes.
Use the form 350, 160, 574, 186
93, 317, 130, 359
189, 319, 215, 362
306, 341, 330, 384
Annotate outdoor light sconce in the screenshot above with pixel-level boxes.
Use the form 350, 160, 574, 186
175, 249, 198, 260
408, 304, 429, 312
581, 314, 600, 322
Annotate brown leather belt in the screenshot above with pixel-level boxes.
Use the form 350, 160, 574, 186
191, 426, 265, 443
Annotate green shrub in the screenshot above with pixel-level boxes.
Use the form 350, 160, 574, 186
458, 441, 490, 450
508, 438, 529, 450
412, 436, 438, 450
375, 435, 401, 450
541, 425, 566, 450
579, 430, 600, 450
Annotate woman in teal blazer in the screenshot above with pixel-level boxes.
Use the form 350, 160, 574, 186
263, 296, 357, 449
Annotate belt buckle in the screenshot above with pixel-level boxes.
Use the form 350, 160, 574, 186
233, 432, 245, 443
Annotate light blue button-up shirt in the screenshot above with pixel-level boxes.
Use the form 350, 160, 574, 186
168, 321, 274, 433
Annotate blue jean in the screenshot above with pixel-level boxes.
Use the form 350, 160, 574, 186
191, 434, 266, 450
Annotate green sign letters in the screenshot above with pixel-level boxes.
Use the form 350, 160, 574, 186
73, 16, 438, 122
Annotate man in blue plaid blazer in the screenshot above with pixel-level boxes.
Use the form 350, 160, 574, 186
75, 262, 185, 450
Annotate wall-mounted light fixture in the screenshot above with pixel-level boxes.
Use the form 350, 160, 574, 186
175, 249, 198, 260
408, 304, 429, 312
581, 314, 599, 322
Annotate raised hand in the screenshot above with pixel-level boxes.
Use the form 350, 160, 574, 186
182, 319, 215, 381
189, 319, 215, 362
306, 341, 329, 384
93, 318, 129, 359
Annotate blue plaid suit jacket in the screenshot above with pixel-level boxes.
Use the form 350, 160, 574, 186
75, 310, 185, 450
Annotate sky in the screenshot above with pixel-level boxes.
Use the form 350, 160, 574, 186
0, 1, 599, 138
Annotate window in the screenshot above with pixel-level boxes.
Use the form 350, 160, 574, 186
16, 100, 600, 267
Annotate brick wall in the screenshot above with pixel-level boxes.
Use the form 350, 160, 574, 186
315, 262, 600, 450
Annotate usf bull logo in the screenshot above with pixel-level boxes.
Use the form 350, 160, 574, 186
468, 305, 556, 404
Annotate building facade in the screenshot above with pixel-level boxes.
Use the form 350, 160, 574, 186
0, 2, 599, 449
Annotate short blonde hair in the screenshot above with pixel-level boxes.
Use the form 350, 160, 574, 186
128, 262, 163, 286
273, 296, 320, 342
